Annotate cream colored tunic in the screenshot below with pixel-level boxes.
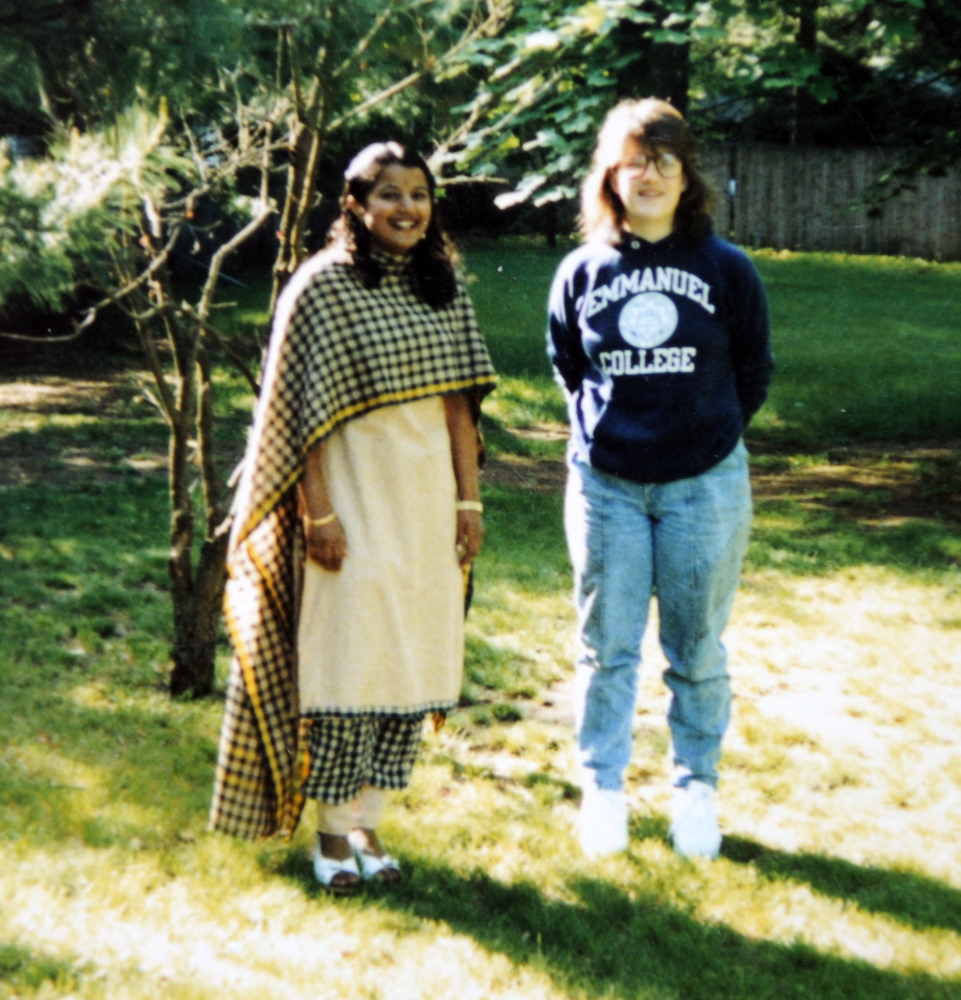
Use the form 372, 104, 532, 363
297, 395, 464, 714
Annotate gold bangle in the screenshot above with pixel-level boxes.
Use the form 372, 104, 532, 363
455, 500, 484, 513
305, 511, 337, 527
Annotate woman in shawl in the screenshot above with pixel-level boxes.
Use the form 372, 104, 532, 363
210, 142, 496, 893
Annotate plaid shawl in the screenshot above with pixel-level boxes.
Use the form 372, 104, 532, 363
209, 248, 496, 840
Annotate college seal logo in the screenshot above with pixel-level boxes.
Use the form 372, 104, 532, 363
617, 292, 678, 348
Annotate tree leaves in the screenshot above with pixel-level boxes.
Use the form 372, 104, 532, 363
442, 0, 697, 206
440, 0, 960, 216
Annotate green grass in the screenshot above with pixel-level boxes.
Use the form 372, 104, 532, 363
1, 244, 960, 999
751, 250, 961, 445
461, 236, 574, 378
0, 943, 83, 996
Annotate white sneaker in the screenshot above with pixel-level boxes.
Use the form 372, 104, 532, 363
670, 780, 721, 859
578, 785, 628, 857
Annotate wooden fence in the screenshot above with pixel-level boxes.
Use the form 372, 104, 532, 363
700, 145, 961, 262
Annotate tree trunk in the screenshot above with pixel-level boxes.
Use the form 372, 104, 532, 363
271, 122, 325, 311
792, 0, 819, 145
166, 331, 233, 698
168, 534, 230, 697
616, 3, 691, 112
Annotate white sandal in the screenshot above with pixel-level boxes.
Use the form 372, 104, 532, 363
348, 831, 401, 883
311, 843, 362, 895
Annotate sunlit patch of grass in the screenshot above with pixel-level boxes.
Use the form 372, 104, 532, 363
750, 251, 961, 446
718, 568, 961, 882
482, 374, 567, 432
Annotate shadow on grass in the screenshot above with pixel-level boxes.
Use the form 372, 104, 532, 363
476, 482, 569, 597
271, 848, 961, 1000
724, 836, 961, 937
481, 439, 960, 588
480, 473, 961, 591
0, 411, 250, 490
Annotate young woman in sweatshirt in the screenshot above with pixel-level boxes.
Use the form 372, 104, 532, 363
548, 99, 774, 859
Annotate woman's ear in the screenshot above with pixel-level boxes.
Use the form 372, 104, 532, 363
345, 193, 363, 219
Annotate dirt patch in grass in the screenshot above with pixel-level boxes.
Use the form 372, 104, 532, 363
750, 443, 961, 527
4, 363, 958, 527
0, 377, 127, 414
0, 371, 168, 487
484, 425, 961, 526
483, 452, 567, 492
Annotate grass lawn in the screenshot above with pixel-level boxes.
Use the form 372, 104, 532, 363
0, 242, 960, 999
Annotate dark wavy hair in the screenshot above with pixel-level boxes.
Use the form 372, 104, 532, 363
580, 98, 716, 245
327, 141, 459, 309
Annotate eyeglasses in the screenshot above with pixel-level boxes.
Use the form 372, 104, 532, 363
617, 151, 683, 178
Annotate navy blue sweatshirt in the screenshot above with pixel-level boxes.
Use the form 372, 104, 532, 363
548, 232, 774, 484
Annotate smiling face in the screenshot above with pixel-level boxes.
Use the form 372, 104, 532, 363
351, 164, 432, 257
612, 136, 687, 243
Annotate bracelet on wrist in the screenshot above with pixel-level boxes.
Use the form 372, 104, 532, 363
305, 511, 337, 527
455, 500, 484, 513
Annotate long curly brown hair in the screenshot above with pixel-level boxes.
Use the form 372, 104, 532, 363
580, 99, 716, 245
327, 141, 459, 309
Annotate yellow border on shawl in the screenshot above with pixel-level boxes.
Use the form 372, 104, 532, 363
223, 577, 287, 831
234, 373, 496, 547
248, 538, 292, 637
213, 769, 267, 794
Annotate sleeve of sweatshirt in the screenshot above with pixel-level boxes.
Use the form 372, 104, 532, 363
546, 255, 590, 395
723, 247, 775, 426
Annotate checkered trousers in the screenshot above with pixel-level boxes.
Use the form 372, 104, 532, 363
302, 713, 426, 805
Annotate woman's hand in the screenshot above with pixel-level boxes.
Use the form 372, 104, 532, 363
455, 509, 483, 567
445, 394, 484, 568
305, 516, 348, 571
301, 440, 347, 570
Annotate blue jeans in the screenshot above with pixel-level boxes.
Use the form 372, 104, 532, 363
565, 441, 752, 792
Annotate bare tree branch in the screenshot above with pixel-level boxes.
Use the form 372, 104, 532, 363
78, 220, 185, 325
312, 3, 337, 84
135, 380, 174, 424
180, 308, 261, 395
327, 70, 424, 132
197, 204, 272, 323
331, 0, 403, 82
0, 329, 82, 343
326, 1, 513, 134
428, 98, 488, 173
433, 173, 509, 185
